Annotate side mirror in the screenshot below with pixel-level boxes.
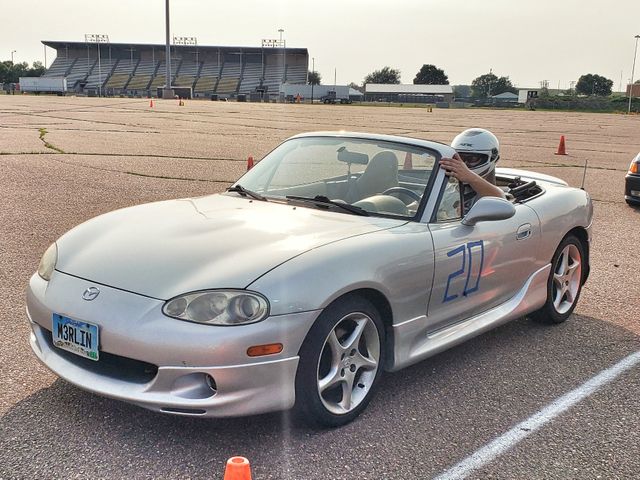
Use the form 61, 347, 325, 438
462, 197, 516, 226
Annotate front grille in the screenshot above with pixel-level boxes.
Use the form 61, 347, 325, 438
42, 328, 158, 384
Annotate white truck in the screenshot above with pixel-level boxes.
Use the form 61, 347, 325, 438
19, 77, 67, 94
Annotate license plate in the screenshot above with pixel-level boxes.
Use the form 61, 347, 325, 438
52, 314, 99, 361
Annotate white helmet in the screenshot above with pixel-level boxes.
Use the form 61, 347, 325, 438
451, 128, 500, 178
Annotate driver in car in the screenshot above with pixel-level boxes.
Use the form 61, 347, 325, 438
439, 128, 506, 214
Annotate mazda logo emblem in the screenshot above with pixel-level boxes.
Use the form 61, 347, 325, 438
82, 287, 100, 301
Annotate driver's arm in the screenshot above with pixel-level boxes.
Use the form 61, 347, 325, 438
439, 155, 505, 199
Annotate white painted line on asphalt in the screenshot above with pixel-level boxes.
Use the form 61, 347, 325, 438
433, 350, 640, 480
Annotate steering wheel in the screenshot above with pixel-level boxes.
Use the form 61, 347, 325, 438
382, 187, 421, 204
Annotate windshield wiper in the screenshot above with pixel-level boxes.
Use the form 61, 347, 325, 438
286, 195, 370, 216
227, 184, 267, 201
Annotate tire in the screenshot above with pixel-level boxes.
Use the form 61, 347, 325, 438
530, 234, 585, 324
295, 295, 385, 427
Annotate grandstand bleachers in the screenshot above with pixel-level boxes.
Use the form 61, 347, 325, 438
65, 57, 96, 90
105, 74, 130, 91
194, 61, 220, 94
179, 61, 201, 76
286, 65, 307, 84
126, 60, 158, 92
84, 59, 117, 90
41, 41, 308, 98
149, 60, 180, 90
104, 58, 138, 91
43, 57, 76, 77
217, 56, 241, 95
239, 54, 263, 93
262, 63, 286, 95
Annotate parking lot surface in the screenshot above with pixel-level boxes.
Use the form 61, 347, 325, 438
0, 96, 638, 479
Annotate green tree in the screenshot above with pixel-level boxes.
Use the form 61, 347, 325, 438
413, 64, 449, 85
575, 74, 613, 96
29, 61, 46, 77
471, 72, 517, 98
364, 66, 401, 85
0, 61, 11, 83
348, 82, 363, 93
308, 70, 321, 85
453, 85, 471, 98
0, 60, 45, 83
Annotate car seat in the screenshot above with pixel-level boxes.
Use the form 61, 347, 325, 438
348, 151, 399, 202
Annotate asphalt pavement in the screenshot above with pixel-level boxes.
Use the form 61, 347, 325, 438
0, 97, 638, 479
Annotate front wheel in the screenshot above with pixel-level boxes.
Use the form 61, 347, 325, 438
530, 235, 585, 324
295, 295, 385, 427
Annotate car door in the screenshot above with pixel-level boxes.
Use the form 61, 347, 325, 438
426, 179, 541, 333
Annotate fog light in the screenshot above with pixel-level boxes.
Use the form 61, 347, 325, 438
205, 374, 217, 392
631, 190, 640, 197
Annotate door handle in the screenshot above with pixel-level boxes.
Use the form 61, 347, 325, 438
516, 223, 532, 240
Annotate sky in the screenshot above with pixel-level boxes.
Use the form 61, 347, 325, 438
3, 0, 640, 90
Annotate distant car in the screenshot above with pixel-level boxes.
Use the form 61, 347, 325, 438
625, 152, 640, 206
26, 132, 592, 426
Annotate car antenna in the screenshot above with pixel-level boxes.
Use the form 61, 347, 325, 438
580, 158, 588, 190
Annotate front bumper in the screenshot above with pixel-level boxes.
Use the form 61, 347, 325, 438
26, 272, 320, 417
625, 173, 640, 205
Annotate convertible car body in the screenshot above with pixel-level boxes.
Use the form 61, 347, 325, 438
26, 132, 593, 426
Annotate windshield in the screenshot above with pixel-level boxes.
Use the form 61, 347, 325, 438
233, 136, 439, 218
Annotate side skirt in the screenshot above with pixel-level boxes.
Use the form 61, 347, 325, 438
389, 264, 551, 372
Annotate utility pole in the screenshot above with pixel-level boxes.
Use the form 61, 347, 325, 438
628, 35, 640, 114
164, 0, 174, 99
311, 57, 315, 104
278, 29, 285, 83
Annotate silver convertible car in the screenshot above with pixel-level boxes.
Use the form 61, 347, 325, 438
27, 132, 592, 426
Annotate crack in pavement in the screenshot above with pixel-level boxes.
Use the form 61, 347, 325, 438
30, 154, 236, 184
38, 128, 65, 154
0, 149, 243, 162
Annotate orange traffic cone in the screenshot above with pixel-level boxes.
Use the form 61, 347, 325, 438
247, 155, 254, 171
223, 456, 252, 480
404, 152, 413, 170
149, 99, 154, 108
555, 135, 567, 155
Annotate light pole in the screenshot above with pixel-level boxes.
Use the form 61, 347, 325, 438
278, 28, 285, 83
10, 50, 16, 63
85, 34, 109, 97
311, 57, 315, 104
628, 35, 640, 114
164, 0, 173, 99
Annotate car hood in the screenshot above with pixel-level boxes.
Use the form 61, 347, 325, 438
55, 194, 405, 299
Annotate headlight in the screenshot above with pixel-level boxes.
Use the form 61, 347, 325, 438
37, 243, 57, 281
163, 290, 269, 326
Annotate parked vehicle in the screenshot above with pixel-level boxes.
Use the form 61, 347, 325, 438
625, 152, 640, 206
19, 76, 67, 94
26, 132, 593, 426
320, 89, 352, 104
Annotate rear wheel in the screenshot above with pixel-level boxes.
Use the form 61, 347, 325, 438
530, 235, 584, 324
295, 295, 385, 427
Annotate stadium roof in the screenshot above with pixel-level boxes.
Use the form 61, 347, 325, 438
42, 40, 308, 55
365, 84, 453, 94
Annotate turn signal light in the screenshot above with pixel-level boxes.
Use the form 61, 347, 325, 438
630, 162, 639, 174
247, 343, 283, 357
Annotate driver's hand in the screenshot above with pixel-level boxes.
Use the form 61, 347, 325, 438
440, 154, 477, 184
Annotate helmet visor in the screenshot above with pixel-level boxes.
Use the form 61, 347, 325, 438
459, 152, 489, 169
